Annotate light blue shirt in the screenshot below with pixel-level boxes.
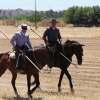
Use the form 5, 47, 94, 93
10, 31, 33, 49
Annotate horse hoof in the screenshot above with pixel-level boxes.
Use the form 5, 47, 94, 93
36, 87, 42, 92
58, 87, 62, 92
28, 90, 33, 98
15, 94, 21, 100
28, 95, 33, 99
71, 88, 75, 94
17, 94, 20, 98
15, 92, 20, 97
39, 87, 42, 92
30, 95, 33, 99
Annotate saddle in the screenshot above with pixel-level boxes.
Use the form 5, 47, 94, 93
8, 44, 46, 59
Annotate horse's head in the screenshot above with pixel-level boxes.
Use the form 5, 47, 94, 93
63, 39, 84, 65
72, 43, 84, 65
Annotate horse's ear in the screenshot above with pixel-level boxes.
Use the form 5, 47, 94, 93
79, 44, 85, 46
72, 43, 78, 46
66, 39, 71, 44
72, 43, 85, 46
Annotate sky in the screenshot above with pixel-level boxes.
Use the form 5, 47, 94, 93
0, 0, 100, 11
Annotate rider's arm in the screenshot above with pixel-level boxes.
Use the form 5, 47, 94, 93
27, 35, 34, 49
59, 39, 62, 44
10, 33, 19, 50
10, 33, 17, 47
43, 28, 49, 44
57, 29, 62, 44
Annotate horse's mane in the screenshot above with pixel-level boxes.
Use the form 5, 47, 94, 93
34, 44, 46, 51
63, 39, 79, 46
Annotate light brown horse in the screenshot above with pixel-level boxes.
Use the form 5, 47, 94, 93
0, 51, 42, 98
32, 39, 84, 92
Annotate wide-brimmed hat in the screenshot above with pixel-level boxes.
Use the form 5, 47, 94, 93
18, 24, 30, 30
50, 19, 59, 23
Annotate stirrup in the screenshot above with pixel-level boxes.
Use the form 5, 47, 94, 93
15, 68, 24, 73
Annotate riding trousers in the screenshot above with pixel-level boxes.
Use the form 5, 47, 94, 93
15, 45, 29, 69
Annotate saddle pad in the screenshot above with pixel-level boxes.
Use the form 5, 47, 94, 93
34, 44, 46, 49
8, 51, 16, 59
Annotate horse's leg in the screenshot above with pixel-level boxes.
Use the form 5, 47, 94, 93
11, 72, 20, 97
30, 75, 42, 92
58, 70, 64, 92
31, 75, 36, 86
31, 73, 40, 94
63, 69, 74, 93
27, 74, 32, 98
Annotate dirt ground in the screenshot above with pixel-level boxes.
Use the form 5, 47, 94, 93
0, 26, 100, 100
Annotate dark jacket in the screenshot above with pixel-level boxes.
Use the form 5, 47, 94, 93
43, 27, 62, 44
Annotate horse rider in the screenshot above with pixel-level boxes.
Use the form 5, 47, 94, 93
43, 19, 63, 68
10, 24, 34, 73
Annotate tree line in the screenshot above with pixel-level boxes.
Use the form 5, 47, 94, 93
2, 6, 100, 27
3, 9, 65, 23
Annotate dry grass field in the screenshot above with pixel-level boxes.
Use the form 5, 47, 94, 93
0, 25, 100, 100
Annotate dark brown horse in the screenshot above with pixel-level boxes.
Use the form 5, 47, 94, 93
58, 40, 84, 92
0, 51, 41, 98
32, 39, 84, 92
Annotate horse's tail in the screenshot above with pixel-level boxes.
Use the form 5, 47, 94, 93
0, 53, 8, 77
0, 53, 4, 59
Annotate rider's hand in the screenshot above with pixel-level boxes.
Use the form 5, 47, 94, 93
12, 46, 19, 51
59, 39, 62, 45
46, 42, 50, 46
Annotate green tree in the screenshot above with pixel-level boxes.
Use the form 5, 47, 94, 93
14, 15, 25, 20
63, 6, 79, 24
63, 6, 100, 27
26, 14, 44, 22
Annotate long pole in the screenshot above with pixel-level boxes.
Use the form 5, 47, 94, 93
30, 28, 42, 39
56, 50, 77, 67
0, 29, 41, 73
